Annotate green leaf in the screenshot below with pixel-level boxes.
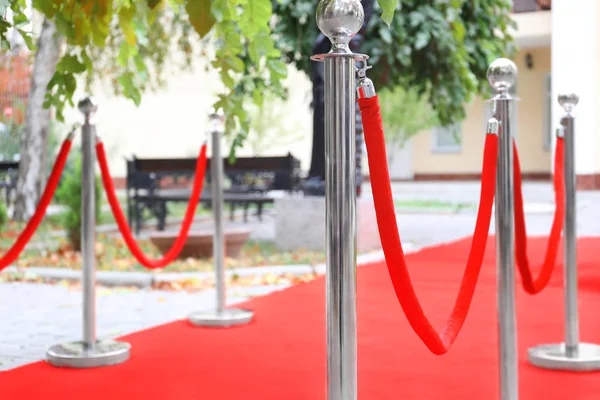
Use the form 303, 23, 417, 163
252, 90, 264, 108
379, 26, 392, 44
118, 42, 130, 67
378, 0, 398, 26
240, 0, 272, 36
414, 31, 430, 50
267, 59, 287, 80
16, 28, 35, 50
58, 54, 87, 74
119, 5, 137, 45
147, 0, 162, 9
186, 0, 215, 38
225, 56, 245, 73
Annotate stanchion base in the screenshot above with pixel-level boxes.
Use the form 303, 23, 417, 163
46, 340, 131, 368
188, 308, 253, 327
528, 343, 600, 371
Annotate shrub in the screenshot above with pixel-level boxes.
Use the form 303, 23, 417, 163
0, 201, 8, 232
54, 153, 102, 251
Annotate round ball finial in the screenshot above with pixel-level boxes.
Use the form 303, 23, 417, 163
78, 97, 98, 116
316, 0, 364, 53
558, 93, 579, 113
487, 58, 518, 93
209, 109, 225, 134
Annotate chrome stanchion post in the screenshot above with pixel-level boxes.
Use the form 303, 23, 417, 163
311, 1, 366, 399
189, 111, 253, 327
528, 93, 600, 371
46, 97, 131, 368
488, 59, 519, 400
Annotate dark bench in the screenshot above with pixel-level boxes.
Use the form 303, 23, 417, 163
126, 153, 301, 234
0, 161, 18, 205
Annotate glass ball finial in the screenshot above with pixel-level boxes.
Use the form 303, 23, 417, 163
487, 58, 518, 93
316, 0, 364, 54
558, 93, 579, 114
78, 97, 98, 116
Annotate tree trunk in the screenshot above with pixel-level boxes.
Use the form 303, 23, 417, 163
13, 19, 62, 221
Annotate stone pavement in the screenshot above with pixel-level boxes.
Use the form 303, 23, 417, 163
1, 181, 599, 371
0, 282, 288, 370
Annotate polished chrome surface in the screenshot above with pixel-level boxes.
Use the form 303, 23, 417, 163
561, 109, 579, 355
212, 121, 226, 313
46, 99, 130, 369
313, 2, 363, 398
357, 63, 375, 99
487, 117, 500, 135
527, 93, 600, 371
77, 97, 98, 116
528, 343, 600, 371
489, 61, 518, 400
188, 114, 253, 328
357, 78, 375, 99
316, 0, 364, 54
488, 58, 518, 94
324, 55, 358, 400
81, 100, 97, 349
46, 340, 131, 368
558, 93, 579, 114
189, 309, 254, 328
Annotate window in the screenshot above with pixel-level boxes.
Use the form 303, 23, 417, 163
543, 74, 552, 151
432, 124, 462, 153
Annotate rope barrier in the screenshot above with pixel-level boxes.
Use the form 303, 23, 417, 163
513, 138, 565, 294
359, 95, 498, 355
0, 137, 73, 272
96, 139, 208, 269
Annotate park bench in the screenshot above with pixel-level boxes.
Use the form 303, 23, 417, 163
0, 161, 18, 205
125, 153, 302, 234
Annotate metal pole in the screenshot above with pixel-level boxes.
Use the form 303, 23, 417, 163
312, 2, 366, 399
325, 53, 358, 400
488, 58, 519, 400
81, 101, 97, 349
189, 112, 253, 327
562, 101, 578, 356
47, 97, 130, 368
212, 121, 226, 314
528, 93, 600, 371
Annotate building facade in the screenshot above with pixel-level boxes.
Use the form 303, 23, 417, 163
397, 0, 600, 189
79, 0, 599, 190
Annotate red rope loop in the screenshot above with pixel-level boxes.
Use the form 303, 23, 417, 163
513, 138, 565, 294
96, 140, 208, 269
0, 138, 73, 272
359, 96, 498, 355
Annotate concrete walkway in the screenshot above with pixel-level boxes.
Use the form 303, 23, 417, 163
1, 181, 599, 371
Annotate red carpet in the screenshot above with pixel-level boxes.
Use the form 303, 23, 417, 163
2, 237, 600, 399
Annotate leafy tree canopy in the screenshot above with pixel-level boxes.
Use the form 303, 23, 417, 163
274, 0, 516, 126
0, 0, 515, 154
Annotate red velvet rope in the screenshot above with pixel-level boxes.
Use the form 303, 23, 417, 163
0, 138, 73, 271
359, 96, 498, 355
513, 138, 565, 294
96, 141, 208, 269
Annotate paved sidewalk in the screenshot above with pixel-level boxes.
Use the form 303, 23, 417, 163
1, 181, 599, 371
0, 283, 287, 370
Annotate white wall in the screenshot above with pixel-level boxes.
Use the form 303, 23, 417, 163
551, 0, 600, 176
63, 55, 314, 177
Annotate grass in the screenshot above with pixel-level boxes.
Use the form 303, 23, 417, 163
97, 198, 274, 226
0, 191, 311, 273
394, 199, 475, 211
0, 191, 304, 274
6, 233, 325, 273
